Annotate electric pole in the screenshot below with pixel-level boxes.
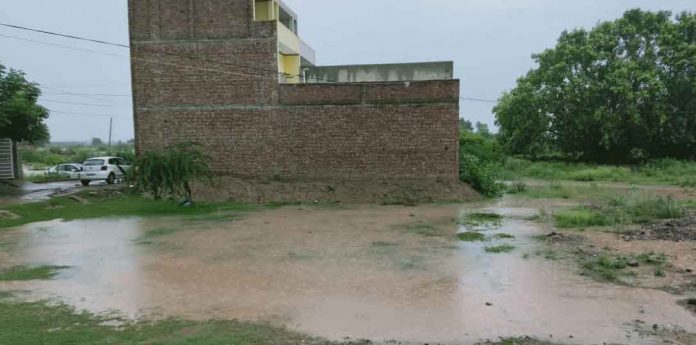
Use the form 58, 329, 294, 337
108, 117, 113, 148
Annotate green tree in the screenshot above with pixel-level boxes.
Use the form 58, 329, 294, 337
495, 10, 696, 163
0, 63, 49, 143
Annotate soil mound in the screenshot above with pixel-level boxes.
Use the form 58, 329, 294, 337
192, 177, 480, 204
624, 215, 696, 242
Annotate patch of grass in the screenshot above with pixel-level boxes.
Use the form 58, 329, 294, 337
0, 296, 356, 345
403, 222, 444, 237
553, 195, 685, 229
460, 212, 503, 229
580, 255, 630, 282
580, 252, 669, 283
554, 207, 611, 228
0, 265, 69, 281
502, 158, 696, 186
505, 181, 528, 194
0, 192, 257, 229
457, 232, 487, 242
494, 233, 515, 239
520, 184, 578, 199
485, 244, 515, 254
25, 175, 74, 184
535, 249, 559, 260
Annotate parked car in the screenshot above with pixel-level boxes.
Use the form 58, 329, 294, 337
45, 163, 83, 179
79, 157, 131, 186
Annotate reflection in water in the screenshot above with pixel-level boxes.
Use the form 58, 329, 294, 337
0, 202, 694, 344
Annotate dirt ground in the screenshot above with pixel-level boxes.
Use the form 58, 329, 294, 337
191, 177, 480, 204
1, 195, 695, 344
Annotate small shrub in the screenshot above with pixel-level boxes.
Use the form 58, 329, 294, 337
626, 196, 684, 222
459, 154, 505, 198
506, 181, 528, 194
129, 142, 212, 202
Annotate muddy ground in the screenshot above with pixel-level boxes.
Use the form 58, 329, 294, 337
1, 188, 695, 344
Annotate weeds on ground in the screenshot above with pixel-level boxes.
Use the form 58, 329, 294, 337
0, 265, 69, 281
501, 158, 696, 186
554, 195, 685, 229
457, 232, 487, 242
580, 252, 669, 283
554, 208, 611, 228
485, 244, 515, 254
459, 212, 503, 228
403, 222, 445, 237
494, 233, 515, 239
505, 181, 528, 194
0, 192, 258, 229
0, 295, 355, 345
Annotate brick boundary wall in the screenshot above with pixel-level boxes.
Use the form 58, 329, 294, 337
129, 0, 464, 195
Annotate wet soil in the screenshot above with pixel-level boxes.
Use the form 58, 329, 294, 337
623, 215, 696, 242
0, 200, 695, 344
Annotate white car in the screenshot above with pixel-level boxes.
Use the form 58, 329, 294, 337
79, 157, 131, 186
46, 163, 83, 179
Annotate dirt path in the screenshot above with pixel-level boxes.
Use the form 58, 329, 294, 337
0, 201, 694, 344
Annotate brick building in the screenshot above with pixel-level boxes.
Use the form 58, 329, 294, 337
128, 0, 469, 201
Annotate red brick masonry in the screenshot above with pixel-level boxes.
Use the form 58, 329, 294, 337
129, 0, 461, 182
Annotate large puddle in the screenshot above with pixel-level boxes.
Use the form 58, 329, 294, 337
0, 200, 694, 344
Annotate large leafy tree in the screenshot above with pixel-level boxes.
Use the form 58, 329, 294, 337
0, 63, 49, 143
495, 10, 696, 163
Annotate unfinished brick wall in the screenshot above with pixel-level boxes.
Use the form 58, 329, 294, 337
129, 0, 460, 182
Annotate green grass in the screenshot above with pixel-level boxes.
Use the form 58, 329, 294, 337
0, 296, 355, 345
485, 244, 516, 254
0, 265, 69, 281
494, 233, 516, 239
554, 208, 611, 228
502, 158, 696, 186
554, 195, 685, 229
25, 175, 74, 184
459, 212, 503, 228
457, 232, 487, 242
0, 192, 258, 229
580, 252, 669, 283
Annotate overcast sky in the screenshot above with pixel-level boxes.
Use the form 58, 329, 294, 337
0, 0, 693, 142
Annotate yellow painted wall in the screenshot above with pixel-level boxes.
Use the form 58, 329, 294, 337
254, 1, 276, 21
279, 54, 300, 83
255, 0, 303, 83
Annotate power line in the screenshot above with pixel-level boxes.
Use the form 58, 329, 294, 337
4, 22, 502, 99
0, 31, 275, 80
41, 99, 119, 108
47, 110, 124, 118
43, 91, 131, 98
460, 97, 497, 103
0, 22, 129, 48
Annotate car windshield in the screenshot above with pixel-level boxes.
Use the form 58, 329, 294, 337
84, 159, 105, 166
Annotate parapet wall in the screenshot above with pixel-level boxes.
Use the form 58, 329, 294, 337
303, 61, 454, 83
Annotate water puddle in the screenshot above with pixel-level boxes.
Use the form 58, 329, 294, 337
0, 201, 694, 344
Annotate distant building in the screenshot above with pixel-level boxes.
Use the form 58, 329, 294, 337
0, 139, 19, 180
128, 0, 464, 199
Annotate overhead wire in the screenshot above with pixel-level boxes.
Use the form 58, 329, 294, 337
2, 22, 499, 103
